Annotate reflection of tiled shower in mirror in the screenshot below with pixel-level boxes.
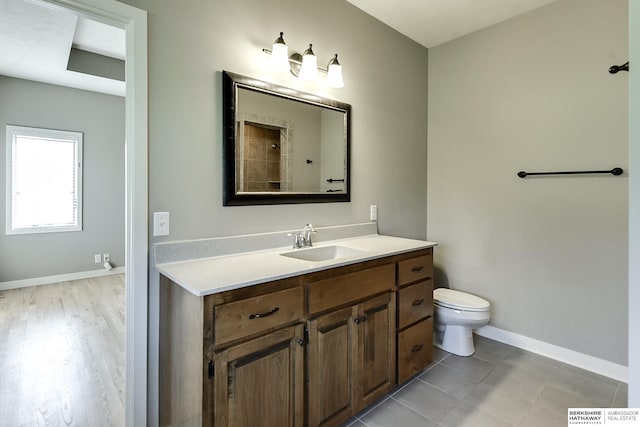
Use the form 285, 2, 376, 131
237, 113, 293, 193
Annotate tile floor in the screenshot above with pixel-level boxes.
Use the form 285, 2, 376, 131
343, 336, 627, 427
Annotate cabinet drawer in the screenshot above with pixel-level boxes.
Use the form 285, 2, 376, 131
397, 318, 433, 384
397, 253, 433, 286
308, 264, 395, 315
214, 286, 303, 346
398, 279, 433, 329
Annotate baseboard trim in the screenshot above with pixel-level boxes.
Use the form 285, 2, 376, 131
476, 325, 628, 383
0, 267, 126, 291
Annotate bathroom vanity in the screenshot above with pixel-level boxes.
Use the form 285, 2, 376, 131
157, 233, 435, 427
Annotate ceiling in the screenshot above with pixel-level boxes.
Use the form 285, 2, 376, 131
0, 0, 559, 96
345, 0, 558, 48
0, 0, 125, 96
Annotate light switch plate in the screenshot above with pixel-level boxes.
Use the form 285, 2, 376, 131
153, 212, 170, 236
370, 205, 378, 221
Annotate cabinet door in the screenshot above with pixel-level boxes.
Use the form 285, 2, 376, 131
307, 306, 354, 427
214, 324, 304, 427
353, 292, 396, 411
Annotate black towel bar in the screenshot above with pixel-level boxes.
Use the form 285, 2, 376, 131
517, 168, 624, 178
609, 61, 629, 74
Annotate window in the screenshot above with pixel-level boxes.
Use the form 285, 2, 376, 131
6, 125, 83, 235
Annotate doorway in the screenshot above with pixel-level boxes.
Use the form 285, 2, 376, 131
33, 0, 149, 425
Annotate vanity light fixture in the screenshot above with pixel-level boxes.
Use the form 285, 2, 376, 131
262, 32, 345, 88
269, 32, 290, 72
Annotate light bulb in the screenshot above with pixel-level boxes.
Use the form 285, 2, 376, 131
326, 54, 344, 88
299, 44, 319, 80
269, 32, 289, 72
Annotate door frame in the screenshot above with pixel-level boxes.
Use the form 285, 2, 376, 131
34, 0, 149, 424
629, 0, 639, 406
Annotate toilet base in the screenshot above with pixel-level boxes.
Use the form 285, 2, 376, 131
439, 325, 476, 356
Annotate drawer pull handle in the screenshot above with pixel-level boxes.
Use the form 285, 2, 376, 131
412, 266, 424, 272
412, 299, 425, 306
249, 307, 279, 319
354, 315, 367, 324
411, 344, 424, 353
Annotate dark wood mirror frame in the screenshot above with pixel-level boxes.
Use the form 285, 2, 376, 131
222, 71, 351, 206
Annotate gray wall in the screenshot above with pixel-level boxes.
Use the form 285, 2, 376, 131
427, 0, 628, 365
117, 0, 429, 423
0, 76, 125, 281
121, 0, 429, 241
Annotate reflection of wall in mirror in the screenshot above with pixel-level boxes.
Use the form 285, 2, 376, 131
320, 109, 347, 193
238, 88, 322, 192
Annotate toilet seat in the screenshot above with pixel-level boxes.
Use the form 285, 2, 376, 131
434, 288, 489, 312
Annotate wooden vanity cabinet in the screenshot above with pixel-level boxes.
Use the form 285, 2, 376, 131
395, 249, 434, 383
159, 274, 305, 427
159, 247, 434, 427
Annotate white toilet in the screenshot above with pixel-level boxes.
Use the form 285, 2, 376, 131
433, 288, 491, 356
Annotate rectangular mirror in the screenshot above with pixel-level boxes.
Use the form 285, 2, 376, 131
223, 71, 351, 206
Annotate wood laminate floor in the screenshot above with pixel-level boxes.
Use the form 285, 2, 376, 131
0, 275, 125, 427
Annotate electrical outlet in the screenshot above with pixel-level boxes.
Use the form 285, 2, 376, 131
103, 253, 110, 263
370, 204, 378, 221
94, 254, 102, 264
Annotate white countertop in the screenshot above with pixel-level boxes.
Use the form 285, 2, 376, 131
156, 234, 437, 296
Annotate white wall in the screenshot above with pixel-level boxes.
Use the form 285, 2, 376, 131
116, 0, 429, 422
428, 0, 628, 366
0, 76, 125, 282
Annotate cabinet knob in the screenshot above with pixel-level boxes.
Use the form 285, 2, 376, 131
354, 315, 367, 324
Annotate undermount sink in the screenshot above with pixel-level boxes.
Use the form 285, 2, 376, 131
280, 245, 367, 262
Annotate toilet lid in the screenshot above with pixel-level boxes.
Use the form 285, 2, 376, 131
433, 288, 490, 312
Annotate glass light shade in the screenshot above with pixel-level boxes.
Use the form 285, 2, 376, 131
270, 32, 290, 72
326, 54, 344, 88
299, 44, 319, 80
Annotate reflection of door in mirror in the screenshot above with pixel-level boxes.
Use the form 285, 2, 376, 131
237, 113, 293, 193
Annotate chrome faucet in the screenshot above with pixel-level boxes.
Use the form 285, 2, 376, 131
287, 224, 317, 249
302, 224, 316, 246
